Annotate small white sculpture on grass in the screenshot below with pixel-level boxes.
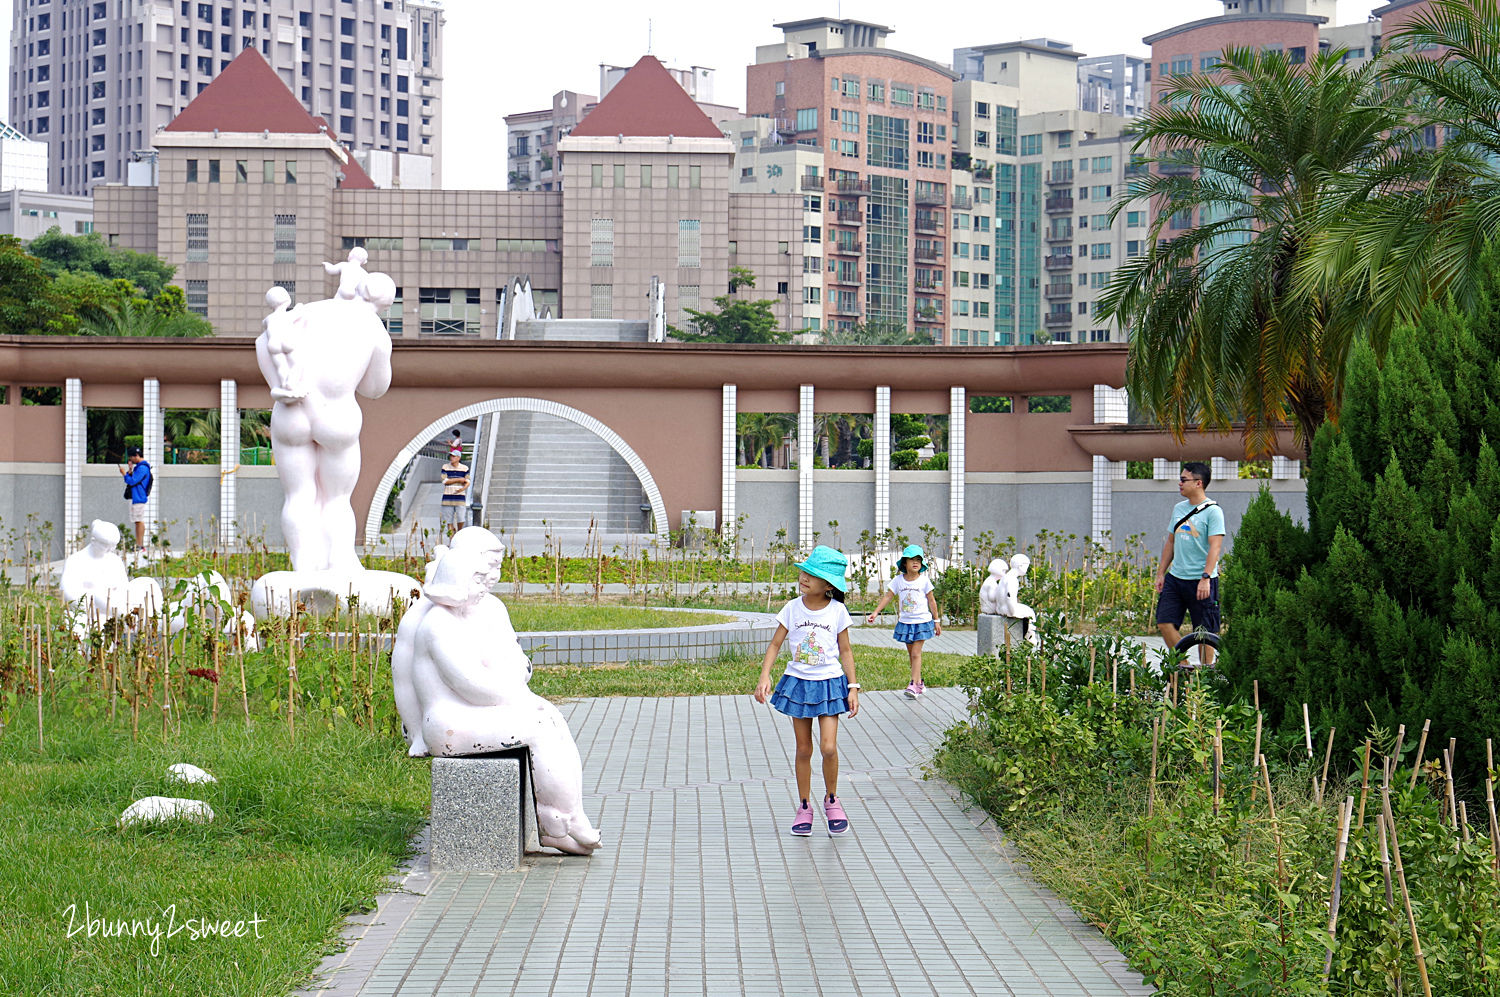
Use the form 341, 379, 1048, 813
249, 254, 420, 619
118, 797, 215, 827
60, 520, 164, 639
399, 543, 601, 856
166, 763, 217, 785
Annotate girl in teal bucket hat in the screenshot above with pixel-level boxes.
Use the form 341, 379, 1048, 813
754, 545, 860, 837
865, 544, 942, 698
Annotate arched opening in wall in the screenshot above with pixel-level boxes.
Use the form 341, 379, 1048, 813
364, 398, 668, 552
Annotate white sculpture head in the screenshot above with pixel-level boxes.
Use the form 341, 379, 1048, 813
987, 558, 1005, 579
348, 246, 369, 266
450, 527, 505, 583
423, 548, 490, 610
265, 285, 291, 310
89, 519, 121, 552
362, 272, 396, 310
1010, 553, 1031, 576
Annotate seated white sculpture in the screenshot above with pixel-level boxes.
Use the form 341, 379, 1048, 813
997, 553, 1041, 649
978, 558, 1007, 616
405, 546, 601, 856
60, 520, 164, 636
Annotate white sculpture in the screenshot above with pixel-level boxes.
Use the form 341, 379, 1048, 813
249, 257, 420, 618
60, 520, 164, 637
118, 796, 215, 827
978, 558, 1007, 617
323, 246, 370, 302
996, 554, 1041, 648
402, 545, 600, 856
166, 763, 217, 785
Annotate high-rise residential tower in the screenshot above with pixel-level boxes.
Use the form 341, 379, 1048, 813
8, 0, 444, 195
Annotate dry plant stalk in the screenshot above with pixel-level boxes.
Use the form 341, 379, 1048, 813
1409, 719, 1431, 790
1317, 727, 1336, 806
1324, 796, 1355, 981
1147, 715, 1160, 820
1213, 718, 1224, 816
1357, 739, 1373, 831
1260, 754, 1288, 887
1303, 703, 1314, 759
1382, 789, 1434, 997
1388, 724, 1406, 793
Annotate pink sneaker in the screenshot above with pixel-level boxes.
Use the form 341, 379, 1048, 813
904, 681, 925, 699
790, 800, 814, 836
823, 794, 849, 835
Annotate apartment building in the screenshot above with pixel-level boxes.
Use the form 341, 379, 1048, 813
747, 18, 958, 342
93, 49, 801, 339
8, 0, 443, 196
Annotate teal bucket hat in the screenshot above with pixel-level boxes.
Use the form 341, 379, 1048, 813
795, 545, 849, 593
899, 543, 929, 573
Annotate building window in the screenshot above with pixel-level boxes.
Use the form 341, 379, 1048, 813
236, 160, 248, 183
186, 159, 198, 182
418, 287, 482, 336
668, 165, 680, 187
591, 218, 614, 267
186, 213, 209, 262
689, 165, 701, 188
867, 81, 885, 102
263, 160, 275, 183
591, 284, 612, 319
591, 164, 603, 187
679, 284, 700, 321
285, 161, 297, 184
640, 165, 653, 187
796, 107, 818, 132
273, 214, 296, 264
186, 279, 208, 316
1019, 134, 1042, 157
207, 159, 220, 183
677, 219, 701, 267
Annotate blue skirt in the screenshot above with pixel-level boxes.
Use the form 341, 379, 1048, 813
892, 621, 936, 643
770, 674, 849, 718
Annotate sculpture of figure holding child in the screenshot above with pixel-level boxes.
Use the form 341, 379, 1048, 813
978, 554, 1041, 650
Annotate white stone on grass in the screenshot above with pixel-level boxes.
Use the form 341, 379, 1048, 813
166, 763, 217, 785
118, 796, 215, 827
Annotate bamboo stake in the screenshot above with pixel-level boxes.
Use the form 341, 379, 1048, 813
1213, 718, 1224, 816
1459, 801, 1471, 845
1382, 789, 1434, 997
1324, 796, 1355, 981
1303, 703, 1314, 759
1261, 754, 1288, 886
1039, 657, 1047, 698
1252, 712, 1263, 772
1378, 812, 1395, 911
1147, 715, 1160, 819
1388, 724, 1406, 794
1129, 668, 1136, 696
287, 605, 298, 740
1487, 739, 1498, 879
1317, 727, 1336, 806
35, 623, 44, 753
1443, 748, 1459, 832
1088, 645, 1095, 685
369, 619, 380, 728
1357, 739, 1373, 831
1253, 678, 1260, 711
210, 626, 220, 723
1409, 719, 1430, 790
1111, 655, 1118, 697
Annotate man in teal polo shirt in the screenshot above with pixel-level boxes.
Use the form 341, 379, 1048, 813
1154, 461, 1225, 666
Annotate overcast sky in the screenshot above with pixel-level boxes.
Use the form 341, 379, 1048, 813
2, 0, 1388, 189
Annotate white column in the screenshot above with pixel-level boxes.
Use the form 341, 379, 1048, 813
64, 377, 84, 552
1153, 458, 1176, 480
1092, 455, 1126, 550
1211, 457, 1238, 483
874, 386, 891, 539
721, 383, 737, 547
1272, 456, 1300, 479
219, 379, 238, 549
948, 385, 966, 562
1092, 383, 1129, 424
143, 378, 163, 538
798, 384, 815, 550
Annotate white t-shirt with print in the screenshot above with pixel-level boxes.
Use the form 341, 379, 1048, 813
887, 573, 935, 624
776, 596, 853, 681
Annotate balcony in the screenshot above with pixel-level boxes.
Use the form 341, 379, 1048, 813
1045, 226, 1073, 243
915, 189, 947, 207
915, 311, 943, 325
972, 168, 994, 182
914, 246, 943, 262
1046, 167, 1074, 185
799, 174, 824, 192
1044, 195, 1074, 214
835, 207, 863, 224
828, 272, 861, 286
1044, 282, 1073, 299
829, 303, 861, 317
914, 215, 945, 234
915, 277, 942, 291
829, 240, 863, 255
836, 177, 870, 195
950, 193, 972, 210
1158, 160, 1195, 176
1044, 312, 1073, 328
1043, 253, 1074, 270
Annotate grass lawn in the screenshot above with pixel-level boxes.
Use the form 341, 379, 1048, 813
504, 604, 732, 632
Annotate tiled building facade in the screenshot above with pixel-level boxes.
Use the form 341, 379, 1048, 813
8, 0, 443, 196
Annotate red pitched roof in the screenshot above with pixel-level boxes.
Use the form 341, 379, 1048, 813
339, 152, 377, 189
166, 47, 324, 134
569, 56, 723, 139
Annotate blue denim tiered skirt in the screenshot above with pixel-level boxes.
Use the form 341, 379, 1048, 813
769, 674, 850, 717
892, 620, 936, 643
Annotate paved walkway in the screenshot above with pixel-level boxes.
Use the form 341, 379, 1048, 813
301, 689, 1152, 997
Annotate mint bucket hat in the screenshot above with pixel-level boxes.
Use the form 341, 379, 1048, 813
795, 545, 848, 593
899, 543, 929, 572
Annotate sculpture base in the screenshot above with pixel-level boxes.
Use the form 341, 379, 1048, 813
429, 749, 540, 871
250, 568, 422, 619
977, 613, 1039, 654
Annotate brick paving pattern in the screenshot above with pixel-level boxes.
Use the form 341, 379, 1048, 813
302, 688, 1152, 997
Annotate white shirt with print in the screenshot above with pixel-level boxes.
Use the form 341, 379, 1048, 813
775, 596, 853, 681
887, 573, 935, 625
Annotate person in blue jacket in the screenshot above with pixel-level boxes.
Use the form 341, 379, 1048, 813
118, 446, 152, 548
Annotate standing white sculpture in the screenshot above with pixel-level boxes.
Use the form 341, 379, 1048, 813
394, 540, 601, 856
249, 257, 420, 618
60, 520, 164, 637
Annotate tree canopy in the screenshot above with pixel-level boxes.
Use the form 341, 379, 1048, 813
667, 269, 790, 344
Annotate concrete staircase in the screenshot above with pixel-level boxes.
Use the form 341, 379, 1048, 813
482, 411, 651, 547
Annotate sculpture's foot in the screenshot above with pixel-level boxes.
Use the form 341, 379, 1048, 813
407, 738, 430, 757
539, 806, 602, 854
540, 832, 602, 856
269, 386, 306, 402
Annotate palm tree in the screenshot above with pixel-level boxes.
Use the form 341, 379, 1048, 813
736, 412, 796, 467
1098, 46, 1417, 457
1302, 0, 1500, 340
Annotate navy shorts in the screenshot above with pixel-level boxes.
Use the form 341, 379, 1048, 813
1155, 574, 1220, 633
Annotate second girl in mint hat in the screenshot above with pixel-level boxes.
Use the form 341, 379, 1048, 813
754, 544, 860, 837
865, 544, 942, 698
